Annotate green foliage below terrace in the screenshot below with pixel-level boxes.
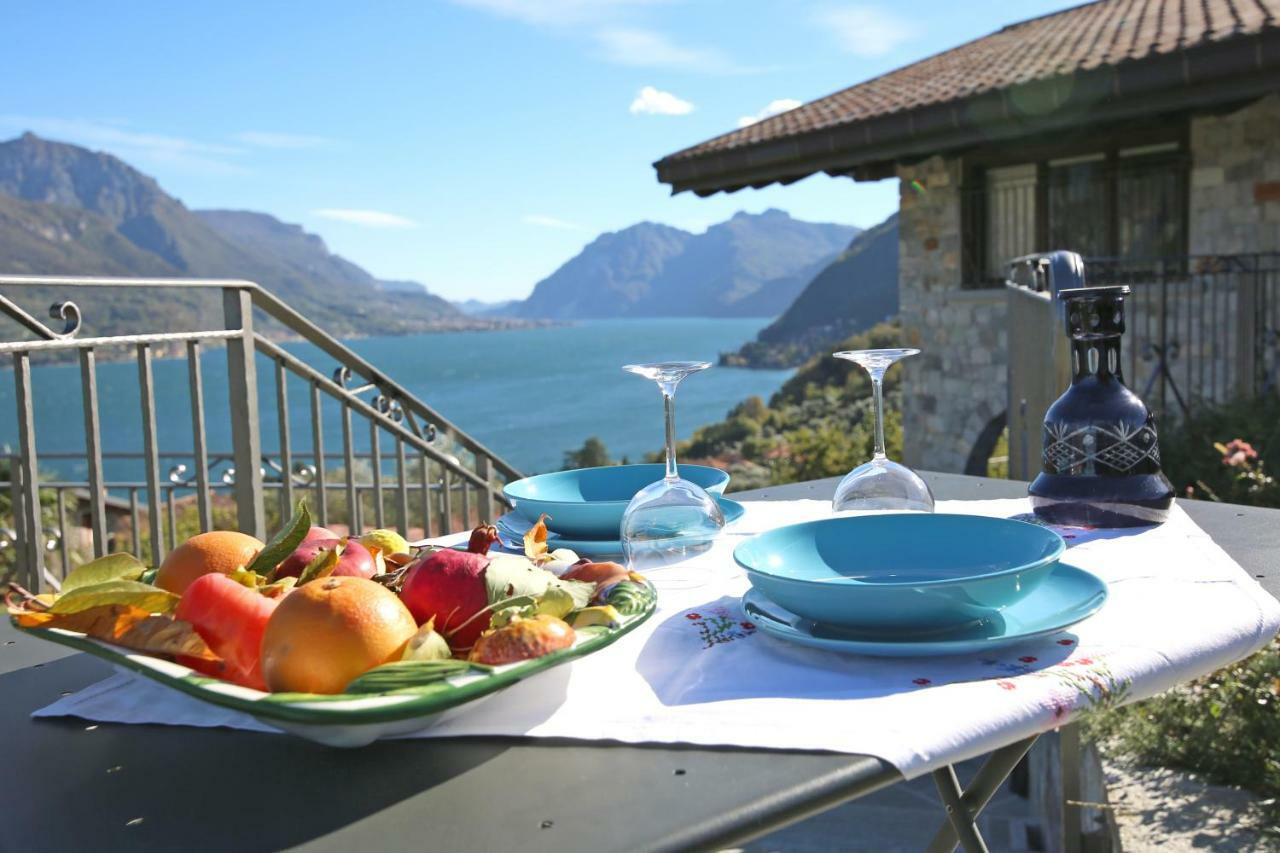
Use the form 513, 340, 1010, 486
654, 322, 906, 491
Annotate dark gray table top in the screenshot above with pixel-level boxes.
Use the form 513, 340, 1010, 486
3, 473, 1276, 853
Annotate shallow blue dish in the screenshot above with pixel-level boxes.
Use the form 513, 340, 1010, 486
733, 514, 1065, 633
742, 563, 1106, 657
503, 464, 730, 538
497, 497, 745, 559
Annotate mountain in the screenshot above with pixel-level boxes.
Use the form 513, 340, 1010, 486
0, 133, 498, 339
722, 214, 899, 368
514, 209, 857, 319
455, 298, 519, 316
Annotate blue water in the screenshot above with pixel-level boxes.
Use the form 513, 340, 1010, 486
0, 318, 791, 481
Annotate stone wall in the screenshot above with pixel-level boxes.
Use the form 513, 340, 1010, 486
1189, 94, 1280, 255
897, 156, 1009, 474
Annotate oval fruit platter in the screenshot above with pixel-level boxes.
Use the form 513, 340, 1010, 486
6, 503, 656, 747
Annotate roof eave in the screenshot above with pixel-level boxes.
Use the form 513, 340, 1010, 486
656, 29, 1280, 196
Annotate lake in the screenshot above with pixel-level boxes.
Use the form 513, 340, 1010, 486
0, 318, 792, 481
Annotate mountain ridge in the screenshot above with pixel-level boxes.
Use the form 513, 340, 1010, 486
0, 133, 512, 339
721, 213, 899, 368
514, 209, 858, 320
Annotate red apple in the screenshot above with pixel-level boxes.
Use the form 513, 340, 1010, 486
274, 538, 376, 580
399, 549, 490, 651
305, 525, 338, 542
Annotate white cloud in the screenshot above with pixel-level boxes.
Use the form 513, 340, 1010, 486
629, 86, 695, 116
737, 98, 803, 128
595, 27, 749, 73
312, 209, 418, 229
0, 115, 248, 176
814, 5, 913, 57
235, 131, 334, 149
523, 214, 587, 230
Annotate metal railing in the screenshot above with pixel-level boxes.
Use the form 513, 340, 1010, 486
1085, 254, 1280, 414
0, 276, 523, 591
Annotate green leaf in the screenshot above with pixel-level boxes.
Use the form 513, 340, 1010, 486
61, 553, 147, 593
50, 580, 180, 615
343, 659, 484, 694
483, 557, 594, 609
254, 500, 312, 580
297, 543, 342, 585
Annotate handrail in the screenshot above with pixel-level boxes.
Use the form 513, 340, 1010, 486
247, 286, 521, 481
0, 274, 521, 481
0, 275, 524, 587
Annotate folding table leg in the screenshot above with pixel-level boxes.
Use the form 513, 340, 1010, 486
926, 734, 1040, 853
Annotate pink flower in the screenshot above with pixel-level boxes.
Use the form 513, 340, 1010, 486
912, 678, 931, 686
1057, 639, 1075, 646
1019, 656, 1038, 663
685, 612, 702, 620
1222, 439, 1258, 467
740, 621, 756, 630
997, 680, 1017, 690
1077, 657, 1094, 665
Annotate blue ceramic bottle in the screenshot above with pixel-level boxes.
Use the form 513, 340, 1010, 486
1028, 285, 1174, 527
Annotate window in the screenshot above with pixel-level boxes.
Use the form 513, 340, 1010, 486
1047, 154, 1109, 259
985, 164, 1037, 280
967, 142, 1187, 287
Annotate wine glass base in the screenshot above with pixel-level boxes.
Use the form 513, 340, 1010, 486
833, 458, 935, 513
622, 477, 724, 588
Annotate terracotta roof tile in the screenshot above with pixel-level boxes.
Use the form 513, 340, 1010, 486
661, 0, 1279, 164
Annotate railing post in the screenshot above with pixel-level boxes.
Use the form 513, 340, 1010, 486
79, 349, 108, 557
477, 454, 495, 523
1236, 257, 1260, 397
13, 353, 45, 591
223, 287, 265, 539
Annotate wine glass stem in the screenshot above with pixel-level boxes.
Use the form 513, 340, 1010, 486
662, 386, 679, 481
871, 375, 887, 460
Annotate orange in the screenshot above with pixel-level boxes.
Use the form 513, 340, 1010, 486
260, 576, 418, 694
155, 530, 265, 594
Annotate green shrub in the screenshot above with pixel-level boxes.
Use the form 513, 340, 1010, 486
1159, 394, 1280, 508
1086, 634, 1280, 829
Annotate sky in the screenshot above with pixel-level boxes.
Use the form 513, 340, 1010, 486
4, 0, 1079, 302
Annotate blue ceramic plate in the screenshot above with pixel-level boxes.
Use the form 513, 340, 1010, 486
503, 464, 730, 538
734, 514, 1066, 633
497, 497, 745, 560
742, 563, 1106, 657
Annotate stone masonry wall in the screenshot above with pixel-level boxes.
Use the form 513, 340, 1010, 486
897, 156, 1009, 474
1189, 94, 1280, 255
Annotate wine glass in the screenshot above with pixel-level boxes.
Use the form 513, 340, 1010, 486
832, 349, 935, 513
620, 361, 725, 588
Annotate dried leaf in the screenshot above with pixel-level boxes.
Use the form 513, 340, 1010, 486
523, 513, 550, 560
256, 500, 312, 579
227, 569, 266, 589
50, 580, 180, 615
61, 553, 147, 593
484, 557, 594, 610
15, 604, 217, 661
297, 543, 343, 585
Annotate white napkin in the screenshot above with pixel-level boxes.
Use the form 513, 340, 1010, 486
36, 498, 1280, 779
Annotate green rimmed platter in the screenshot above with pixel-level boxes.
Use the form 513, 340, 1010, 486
12, 586, 656, 747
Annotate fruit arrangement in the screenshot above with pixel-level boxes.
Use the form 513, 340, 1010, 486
6, 503, 656, 698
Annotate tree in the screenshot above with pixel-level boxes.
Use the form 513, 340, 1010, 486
563, 436, 612, 470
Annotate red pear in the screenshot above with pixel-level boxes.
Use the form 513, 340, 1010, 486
399, 549, 490, 651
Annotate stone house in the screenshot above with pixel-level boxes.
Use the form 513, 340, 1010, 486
656, 0, 1280, 475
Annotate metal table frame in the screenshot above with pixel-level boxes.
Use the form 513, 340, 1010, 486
3, 472, 1277, 852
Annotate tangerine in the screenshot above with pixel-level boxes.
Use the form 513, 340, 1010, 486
155, 530, 265, 594
260, 576, 418, 694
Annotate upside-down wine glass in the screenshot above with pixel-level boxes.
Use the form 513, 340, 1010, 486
832, 348, 935, 513
620, 361, 725, 588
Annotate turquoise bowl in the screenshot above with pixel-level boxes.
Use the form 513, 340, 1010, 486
733, 514, 1065, 633
503, 464, 730, 538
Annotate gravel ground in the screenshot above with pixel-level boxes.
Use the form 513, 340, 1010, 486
1103, 755, 1277, 851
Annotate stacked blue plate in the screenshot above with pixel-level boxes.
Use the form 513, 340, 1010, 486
733, 514, 1106, 656
499, 464, 743, 559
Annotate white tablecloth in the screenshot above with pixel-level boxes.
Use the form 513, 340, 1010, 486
35, 498, 1280, 778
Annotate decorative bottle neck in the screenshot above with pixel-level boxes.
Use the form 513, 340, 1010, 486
1071, 337, 1124, 384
